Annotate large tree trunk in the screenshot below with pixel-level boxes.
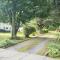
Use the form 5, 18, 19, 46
11, 16, 20, 39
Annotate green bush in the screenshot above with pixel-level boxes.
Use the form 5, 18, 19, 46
47, 42, 60, 57
24, 26, 36, 37
0, 40, 7, 48
0, 40, 17, 48
41, 29, 48, 33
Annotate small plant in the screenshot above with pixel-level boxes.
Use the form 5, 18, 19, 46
40, 29, 48, 33
24, 26, 36, 38
0, 40, 17, 48
47, 42, 60, 57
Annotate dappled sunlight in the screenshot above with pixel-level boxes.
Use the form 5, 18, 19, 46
0, 0, 60, 60
39, 34, 57, 38
38, 31, 59, 38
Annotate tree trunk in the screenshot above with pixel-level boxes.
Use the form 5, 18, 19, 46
11, 11, 16, 39
15, 20, 20, 36
11, 17, 16, 39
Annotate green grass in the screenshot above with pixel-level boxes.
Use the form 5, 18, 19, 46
0, 32, 24, 39
0, 32, 11, 40
17, 32, 24, 37
0, 31, 58, 40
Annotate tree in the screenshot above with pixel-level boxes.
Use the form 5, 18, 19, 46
0, 0, 56, 38
0, 0, 34, 39
31, 0, 52, 32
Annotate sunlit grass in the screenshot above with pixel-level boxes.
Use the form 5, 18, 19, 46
0, 31, 59, 40
0, 32, 24, 40
0, 32, 28, 48
0, 32, 11, 40
17, 32, 24, 37
48, 31, 60, 35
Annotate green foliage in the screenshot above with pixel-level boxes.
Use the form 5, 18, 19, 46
48, 25, 56, 30
47, 42, 60, 57
36, 18, 44, 32
0, 0, 59, 38
47, 34, 60, 58
0, 40, 17, 48
24, 25, 36, 37
0, 0, 52, 23
28, 18, 37, 29
41, 29, 48, 33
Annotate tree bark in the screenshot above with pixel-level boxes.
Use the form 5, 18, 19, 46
15, 20, 20, 36
11, 11, 16, 39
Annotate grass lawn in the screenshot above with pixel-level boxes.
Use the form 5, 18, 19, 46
17, 32, 24, 37
0, 31, 59, 40
0, 32, 24, 40
0, 32, 11, 40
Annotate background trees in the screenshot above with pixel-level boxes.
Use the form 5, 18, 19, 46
0, 0, 60, 38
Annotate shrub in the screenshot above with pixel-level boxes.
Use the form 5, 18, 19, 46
0, 40, 7, 48
0, 40, 17, 48
5, 40, 17, 47
47, 42, 60, 57
41, 29, 48, 33
24, 26, 36, 37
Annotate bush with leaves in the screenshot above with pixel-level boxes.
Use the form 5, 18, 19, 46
24, 26, 36, 38
42, 29, 48, 33
0, 40, 17, 48
47, 42, 60, 57
40, 28, 48, 33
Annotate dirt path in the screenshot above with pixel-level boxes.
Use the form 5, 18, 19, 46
7, 40, 35, 51
7, 37, 49, 54
0, 48, 54, 60
28, 40, 48, 53
5, 37, 56, 60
